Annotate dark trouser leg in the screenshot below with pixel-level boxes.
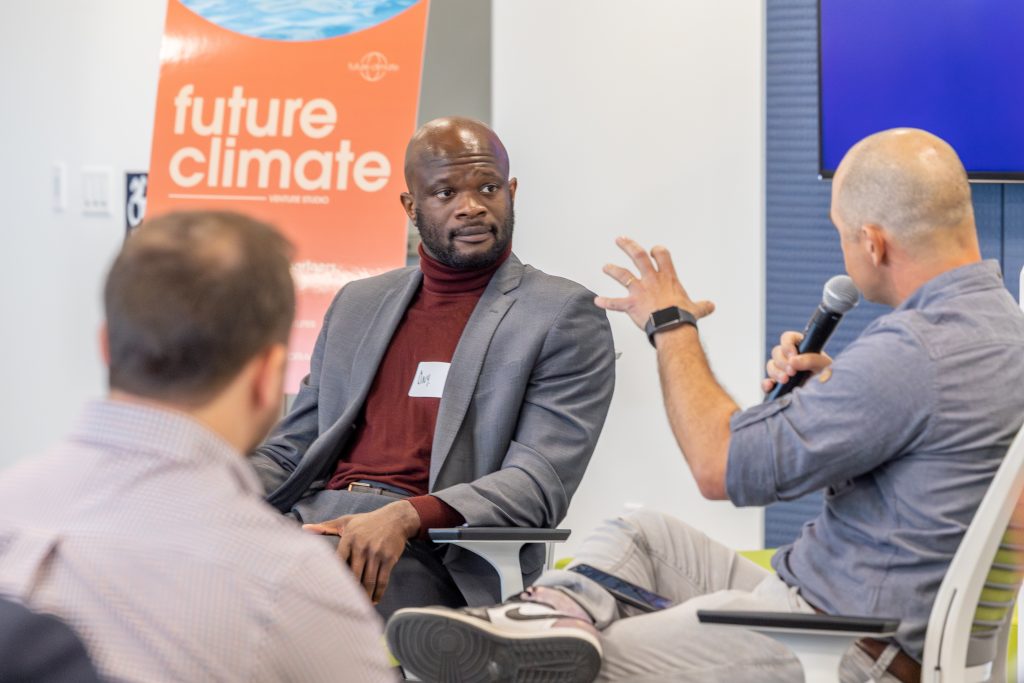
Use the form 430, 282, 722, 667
375, 540, 466, 620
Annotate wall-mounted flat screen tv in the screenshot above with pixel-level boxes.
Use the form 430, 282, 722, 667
819, 0, 1024, 181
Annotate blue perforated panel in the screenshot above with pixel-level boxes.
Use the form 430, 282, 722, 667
764, 0, 1014, 548
1004, 186, 1024, 300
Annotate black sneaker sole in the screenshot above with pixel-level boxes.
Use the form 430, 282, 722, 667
386, 608, 602, 683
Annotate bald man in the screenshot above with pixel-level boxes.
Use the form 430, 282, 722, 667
251, 117, 615, 618
386, 129, 1024, 682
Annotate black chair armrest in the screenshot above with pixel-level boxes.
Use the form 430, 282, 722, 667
697, 610, 899, 637
428, 527, 571, 542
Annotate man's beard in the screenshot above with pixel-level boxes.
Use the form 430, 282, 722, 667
416, 207, 515, 270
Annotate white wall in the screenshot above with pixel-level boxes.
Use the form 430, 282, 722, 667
492, 0, 766, 553
1, 1, 766, 553
0, 2, 165, 464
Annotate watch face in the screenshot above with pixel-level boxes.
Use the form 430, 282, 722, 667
651, 307, 681, 326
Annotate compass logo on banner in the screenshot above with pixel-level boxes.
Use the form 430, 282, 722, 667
349, 51, 399, 82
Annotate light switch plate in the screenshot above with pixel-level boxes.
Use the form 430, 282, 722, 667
81, 166, 113, 215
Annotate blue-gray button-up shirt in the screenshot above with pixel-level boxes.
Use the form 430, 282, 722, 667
726, 260, 1024, 660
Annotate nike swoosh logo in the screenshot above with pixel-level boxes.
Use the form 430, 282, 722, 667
503, 607, 570, 621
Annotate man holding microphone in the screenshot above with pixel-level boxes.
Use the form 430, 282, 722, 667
386, 128, 1024, 682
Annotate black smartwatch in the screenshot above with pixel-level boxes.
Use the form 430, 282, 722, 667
644, 306, 697, 347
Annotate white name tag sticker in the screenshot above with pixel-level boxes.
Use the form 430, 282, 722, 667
408, 362, 451, 398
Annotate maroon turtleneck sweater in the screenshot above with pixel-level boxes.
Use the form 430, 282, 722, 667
327, 244, 511, 536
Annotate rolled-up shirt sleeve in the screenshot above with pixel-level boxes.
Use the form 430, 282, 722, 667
726, 319, 934, 506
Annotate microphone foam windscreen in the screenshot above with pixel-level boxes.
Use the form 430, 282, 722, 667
822, 275, 860, 314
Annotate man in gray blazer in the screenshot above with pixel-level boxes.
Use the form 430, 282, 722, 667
251, 116, 615, 616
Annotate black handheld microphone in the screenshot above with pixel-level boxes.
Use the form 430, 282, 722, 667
763, 275, 860, 402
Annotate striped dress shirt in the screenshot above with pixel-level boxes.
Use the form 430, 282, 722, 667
0, 399, 395, 682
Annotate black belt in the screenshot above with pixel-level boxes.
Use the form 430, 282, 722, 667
856, 638, 921, 683
345, 481, 411, 500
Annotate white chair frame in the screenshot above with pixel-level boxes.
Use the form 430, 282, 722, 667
1018, 263, 1024, 683
428, 527, 570, 599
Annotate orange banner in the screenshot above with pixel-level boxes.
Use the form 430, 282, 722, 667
148, 0, 429, 392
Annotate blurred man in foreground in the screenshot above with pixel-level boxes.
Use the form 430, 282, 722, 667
0, 212, 392, 682
386, 129, 1024, 682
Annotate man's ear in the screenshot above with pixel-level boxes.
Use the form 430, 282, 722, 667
98, 322, 111, 367
400, 192, 416, 222
862, 224, 888, 267
508, 177, 518, 202
252, 343, 287, 411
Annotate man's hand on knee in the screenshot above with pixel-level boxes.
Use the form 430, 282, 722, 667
303, 500, 421, 603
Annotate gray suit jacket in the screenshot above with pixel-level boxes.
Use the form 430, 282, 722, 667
251, 254, 615, 603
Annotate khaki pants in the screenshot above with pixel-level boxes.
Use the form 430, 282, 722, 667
534, 509, 901, 682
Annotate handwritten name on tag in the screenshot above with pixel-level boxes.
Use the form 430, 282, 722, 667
408, 362, 451, 398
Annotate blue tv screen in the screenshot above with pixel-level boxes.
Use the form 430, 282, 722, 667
819, 0, 1024, 180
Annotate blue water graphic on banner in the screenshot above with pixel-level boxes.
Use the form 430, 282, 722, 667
181, 0, 418, 40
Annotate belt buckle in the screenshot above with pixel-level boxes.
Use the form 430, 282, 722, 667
347, 482, 373, 493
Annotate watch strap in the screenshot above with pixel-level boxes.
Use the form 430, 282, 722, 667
645, 306, 697, 347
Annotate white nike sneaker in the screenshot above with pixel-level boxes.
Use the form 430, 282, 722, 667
386, 601, 603, 683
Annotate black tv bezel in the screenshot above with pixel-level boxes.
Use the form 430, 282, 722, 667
815, 0, 1024, 183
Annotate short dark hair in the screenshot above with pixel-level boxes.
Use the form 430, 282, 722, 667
104, 211, 295, 404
